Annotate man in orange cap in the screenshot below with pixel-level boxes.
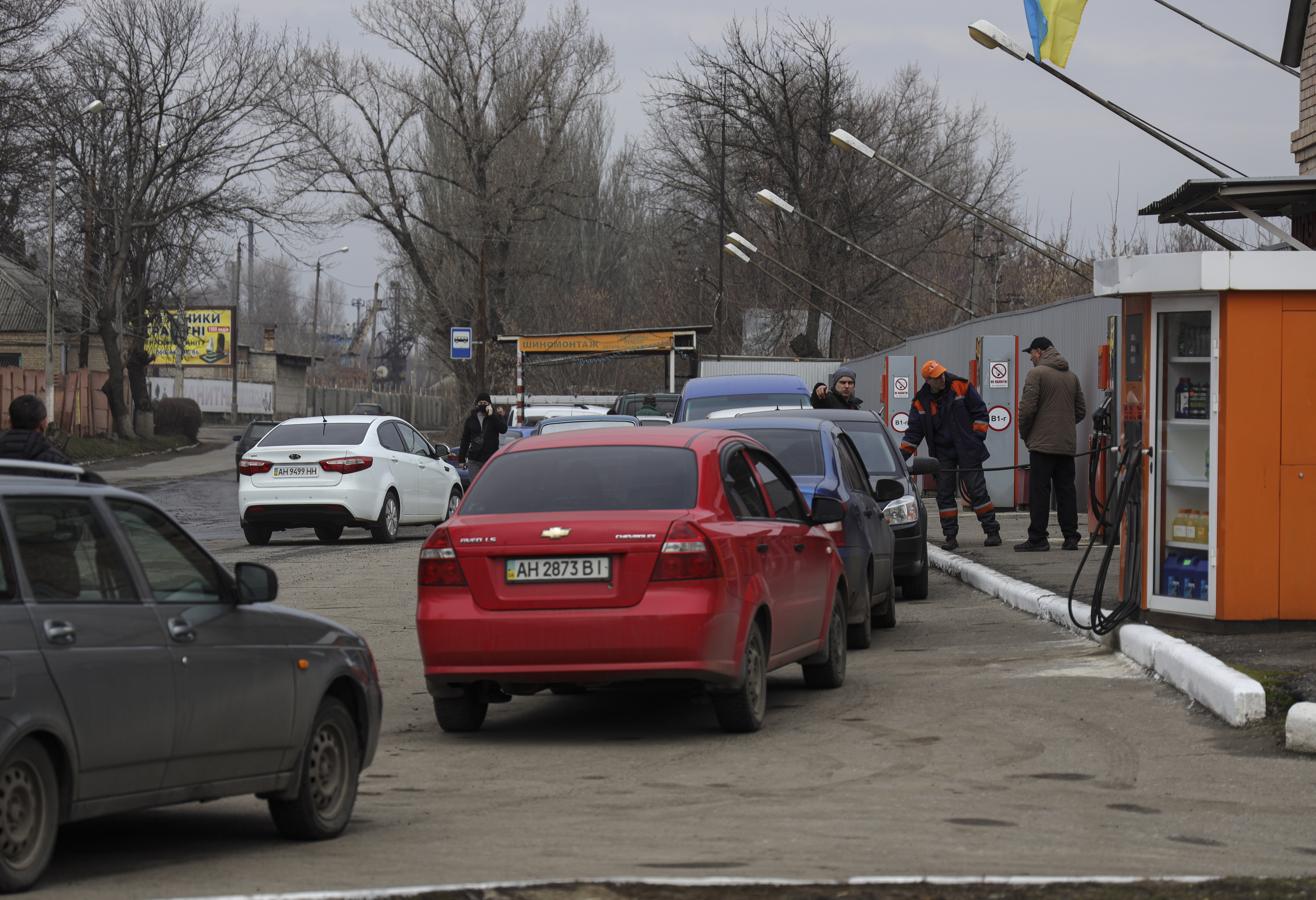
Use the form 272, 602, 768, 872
899, 360, 999, 551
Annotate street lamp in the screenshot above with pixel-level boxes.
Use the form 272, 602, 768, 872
828, 127, 1090, 282
966, 19, 1239, 178
309, 246, 349, 376
754, 188, 976, 318
723, 233, 902, 345
46, 98, 109, 422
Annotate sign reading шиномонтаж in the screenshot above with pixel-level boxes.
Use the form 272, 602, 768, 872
143, 308, 235, 366
517, 332, 675, 354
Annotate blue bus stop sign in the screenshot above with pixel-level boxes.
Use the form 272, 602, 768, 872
450, 327, 472, 360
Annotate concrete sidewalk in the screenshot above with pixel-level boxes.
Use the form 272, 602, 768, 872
927, 500, 1315, 734
94, 426, 240, 484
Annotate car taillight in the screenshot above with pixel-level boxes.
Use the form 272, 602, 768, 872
239, 458, 272, 476
652, 521, 719, 581
320, 456, 373, 474
419, 528, 466, 587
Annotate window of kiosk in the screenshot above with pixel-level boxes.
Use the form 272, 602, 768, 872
1155, 309, 1211, 605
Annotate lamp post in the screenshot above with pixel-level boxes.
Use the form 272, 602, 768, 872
966, 19, 1239, 178
720, 242, 881, 354
724, 232, 904, 344
754, 189, 976, 318
46, 98, 107, 422
828, 128, 1091, 280
309, 246, 349, 377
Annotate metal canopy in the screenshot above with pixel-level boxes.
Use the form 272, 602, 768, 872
1139, 177, 1316, 251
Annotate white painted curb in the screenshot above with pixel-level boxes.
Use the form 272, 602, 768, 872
1287, 702, 1316, 753
927, 546, 1267, 728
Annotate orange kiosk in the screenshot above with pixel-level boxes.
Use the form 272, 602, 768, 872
1096, 249, 1316, 625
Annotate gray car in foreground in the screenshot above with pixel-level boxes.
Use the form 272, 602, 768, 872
0, 463, 382, 892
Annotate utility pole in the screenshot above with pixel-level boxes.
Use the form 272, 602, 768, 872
968, 220, 983, 317
174, 239, 191, 398
987, 231, 1005, 316
231, 240, 241, 424
45, 150, 56, 421
246, 220, 254, 322
715, 71, 728, 361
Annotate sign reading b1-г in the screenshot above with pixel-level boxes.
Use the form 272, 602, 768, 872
988, 405, 1013, 432
450, 326, 473, 360
890, 411, 910, 433
988, 360, 1009, 389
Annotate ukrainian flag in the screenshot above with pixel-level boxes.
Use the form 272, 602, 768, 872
1023, 0, 1089, 68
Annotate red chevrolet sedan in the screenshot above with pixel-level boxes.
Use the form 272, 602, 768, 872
416, 428, 849, 733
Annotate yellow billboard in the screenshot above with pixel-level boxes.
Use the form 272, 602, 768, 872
518, 331, 673, 354
144, 308, 235, 366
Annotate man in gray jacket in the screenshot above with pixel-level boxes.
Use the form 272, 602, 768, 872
1017, 337, 1086, 552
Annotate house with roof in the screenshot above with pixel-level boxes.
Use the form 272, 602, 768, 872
0, 252, 106, 373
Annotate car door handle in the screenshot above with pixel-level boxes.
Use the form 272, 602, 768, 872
864, 508, 875, 518
794, 543, 806, 553
42, 620, 75, 645
756, 543, 770, 554
167, 617, 196, 643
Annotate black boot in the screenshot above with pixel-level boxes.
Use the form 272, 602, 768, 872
984, 532, 1002, 547
1014, 539, 1049, 552
941, 536, 959, 551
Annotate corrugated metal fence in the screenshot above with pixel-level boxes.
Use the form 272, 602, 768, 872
848, 294, 1121, 512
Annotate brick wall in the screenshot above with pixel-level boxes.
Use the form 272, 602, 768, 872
1292, 3, 1316, 172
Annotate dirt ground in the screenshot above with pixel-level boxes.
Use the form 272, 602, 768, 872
408, 879, 1316, 900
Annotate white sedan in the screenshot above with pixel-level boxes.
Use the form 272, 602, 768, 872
237, 415, 464, 545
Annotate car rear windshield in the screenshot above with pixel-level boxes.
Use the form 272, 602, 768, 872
741, 428, 825, 476
462, 446, 698, 514
620, 396, 677, 416
539, 420, 638, 434
683, 393, 807, 420
837, 422, 901, 475
257, 423, 371, 447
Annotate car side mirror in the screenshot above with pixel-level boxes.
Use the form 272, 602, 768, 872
874, 478, 906, 503
231, 434, 241, 442
908, 456, 940, 476
811, 496, 845, 526
236, 562, 278, 604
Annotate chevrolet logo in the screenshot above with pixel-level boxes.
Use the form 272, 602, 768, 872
541, 527, 571, 540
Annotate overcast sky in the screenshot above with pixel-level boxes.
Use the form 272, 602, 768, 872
230, 0, 1299, 310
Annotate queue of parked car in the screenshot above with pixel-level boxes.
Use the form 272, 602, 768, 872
413, 373, 940, 737
0, 373, 930, 891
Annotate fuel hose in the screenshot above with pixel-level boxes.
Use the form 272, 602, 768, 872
1068, 440, 1144, 635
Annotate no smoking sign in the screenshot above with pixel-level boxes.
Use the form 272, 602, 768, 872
988, 360, 1009, 389
892, 376, 910, 400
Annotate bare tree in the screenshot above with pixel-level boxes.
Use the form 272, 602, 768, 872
645, 17, 1021, 356
275, 0, 617, 397
42, 0, 299, 436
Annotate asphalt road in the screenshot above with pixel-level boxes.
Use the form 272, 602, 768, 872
38, 455, 1316, 898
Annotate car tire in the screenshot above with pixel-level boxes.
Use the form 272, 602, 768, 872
243, 524, 272, 546
900, 544, 929, 600
875, 569, 898, 629
847, 566, 873, 650
268, 697, 360, 841
314, 525, 343, 544
369, 491, 399, 544
444, 488, 462, 521
802, 588, 847, 690
711, 621, 767, 733
433, 690, 489, 733
0, 739, 59, 893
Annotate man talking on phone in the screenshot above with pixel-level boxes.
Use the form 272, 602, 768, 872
458, 391, 507, 477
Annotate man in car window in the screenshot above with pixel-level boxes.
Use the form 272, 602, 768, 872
637, 395, 663, 416
458, 391, 507, 476
899, 361, 1000, 551
0, 395, 73, 466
